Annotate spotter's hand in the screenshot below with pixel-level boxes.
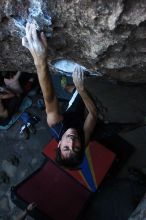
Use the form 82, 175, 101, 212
22, 23, 48, 65
73, 66, 85, 92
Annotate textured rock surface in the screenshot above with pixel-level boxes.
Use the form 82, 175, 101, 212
1, 0, 146, 82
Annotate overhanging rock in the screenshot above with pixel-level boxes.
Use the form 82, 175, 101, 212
0, 0, 146, 82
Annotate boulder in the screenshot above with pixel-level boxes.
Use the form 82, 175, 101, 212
0, 0, 146, 82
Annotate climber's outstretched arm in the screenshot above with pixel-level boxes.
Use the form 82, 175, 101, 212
22, 23, 63, 126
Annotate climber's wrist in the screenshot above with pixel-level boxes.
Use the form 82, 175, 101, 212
35, 58, 48, 69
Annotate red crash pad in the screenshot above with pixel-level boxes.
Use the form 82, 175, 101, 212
15, 160, 90, 220
43, 139, 116, 191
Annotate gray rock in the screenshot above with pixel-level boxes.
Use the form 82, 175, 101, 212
2, 160, 17, 178
0, 0, 146, 82
31, 158, 37, 166
0, 196, 10, 213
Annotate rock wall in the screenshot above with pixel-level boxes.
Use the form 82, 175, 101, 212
0, 0, 146, 82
